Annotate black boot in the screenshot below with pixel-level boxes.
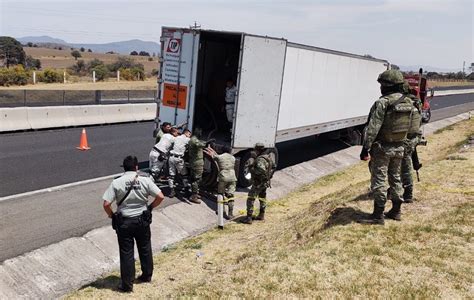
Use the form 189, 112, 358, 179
254, 206, 265, 221
242, 199, 254, 224
358, 205, 385, 225
403, 185, 414, 203
226, 201, 234, 220
384, 201, 402, 221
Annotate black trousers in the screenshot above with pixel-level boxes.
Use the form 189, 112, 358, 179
116, 216, 153, 290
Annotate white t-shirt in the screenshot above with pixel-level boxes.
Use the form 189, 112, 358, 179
155, 133, 175, 153
170, 134, 190, 156
102, 171, 161, 217
225, 85, 238, 105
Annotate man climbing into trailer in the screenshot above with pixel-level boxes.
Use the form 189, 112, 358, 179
155, 122, 172, 144
188, 128, 207, 204
168, 129, 192, 198
243, 143, 276, 224
204, 146, 237, 219
359, 70, 415, 225
224, 78, 238, 134
149, 127, 179, 182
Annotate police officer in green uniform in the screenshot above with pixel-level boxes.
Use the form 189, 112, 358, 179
243, 143, 275, 224
204, 146, 237, 219
400, 81, 423, 203
188, 128, 207, 204
360, 70, 414, 225
102, 156, 165, 292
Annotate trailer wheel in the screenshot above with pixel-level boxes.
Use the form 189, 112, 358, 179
200, 152, 218, 190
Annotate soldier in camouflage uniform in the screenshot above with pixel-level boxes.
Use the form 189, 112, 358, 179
359, 70, 415, 225
204, 146, 237, 219
243, 143, 276, 224
188, 128, 207, 204
155, 122, 172, 144
399, 81, 423, 203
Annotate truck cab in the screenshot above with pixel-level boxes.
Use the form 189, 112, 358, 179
404, 74, 434, 123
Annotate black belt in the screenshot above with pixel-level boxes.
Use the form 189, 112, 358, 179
170, 153, 184, 158
407, 133, 418, 139
153, 147, 165, 155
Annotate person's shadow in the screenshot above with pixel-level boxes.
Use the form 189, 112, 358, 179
322, 206, 371, 230
79, 274, 120, 292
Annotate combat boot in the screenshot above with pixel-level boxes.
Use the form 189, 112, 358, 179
254, 207, 265, 221
384, 201, 402, 221
242, 199, 254, 224
189, 194, 201, 204
358, 205, 385, 225
226, 201, 234, 220
403, 186, 414, 203
169, 189, 176, 198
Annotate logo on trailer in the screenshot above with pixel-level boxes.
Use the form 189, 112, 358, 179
167, 39, 181, 53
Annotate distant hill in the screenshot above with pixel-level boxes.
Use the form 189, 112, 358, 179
17, 36, 160, 55
18, 36, 68, 44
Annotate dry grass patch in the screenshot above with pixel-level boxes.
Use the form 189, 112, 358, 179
68, 119, 474, 299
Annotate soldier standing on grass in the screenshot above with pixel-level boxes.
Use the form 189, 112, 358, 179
359, 70, 414, 225
398, 82, 423, 203
243, 143, 276, 224
188, 128, 207, 204
204, 146, 237, 219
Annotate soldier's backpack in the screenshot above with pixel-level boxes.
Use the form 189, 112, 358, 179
378, 93, 414, 142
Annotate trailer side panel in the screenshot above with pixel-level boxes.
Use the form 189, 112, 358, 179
276, 44, 388, 142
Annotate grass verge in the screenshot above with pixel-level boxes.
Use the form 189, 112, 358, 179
68, 118, 474, 299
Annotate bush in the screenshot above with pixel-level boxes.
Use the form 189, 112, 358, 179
148, 57, 153, 62
119, 66, 145, 81
25, 55, 41, 70
87, 58, 104, 71
0, 65, 29, 86
92, 64, 108, 81
108, 56, 137, 72
151, 68, 159, 76
70, 60, 86, 75
130, 51, 138, 56
139, 51, 150, 56
71, 50, 81, 60
37, 68, 63, 83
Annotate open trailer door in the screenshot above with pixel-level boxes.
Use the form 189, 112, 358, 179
232, 35, 287, 148
158, 28, 199, 129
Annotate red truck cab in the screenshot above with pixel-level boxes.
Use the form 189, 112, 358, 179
404, 74, 434, 123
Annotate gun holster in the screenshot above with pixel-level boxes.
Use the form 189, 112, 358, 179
111, 212, 123, 231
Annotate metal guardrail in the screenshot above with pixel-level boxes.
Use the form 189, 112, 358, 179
0, 90, 157, 107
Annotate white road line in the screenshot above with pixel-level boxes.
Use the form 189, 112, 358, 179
0, 173, 122, 202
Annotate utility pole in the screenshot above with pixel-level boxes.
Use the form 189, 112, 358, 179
463, 61, 466, 74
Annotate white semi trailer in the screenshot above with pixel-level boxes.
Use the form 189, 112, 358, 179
155, 27, 389, 187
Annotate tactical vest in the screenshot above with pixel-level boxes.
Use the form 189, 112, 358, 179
407, 95, 422, 136
378, 93, 413, 142
216, 153, 235, 172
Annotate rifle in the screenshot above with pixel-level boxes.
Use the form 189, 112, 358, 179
411, 138, 427, 182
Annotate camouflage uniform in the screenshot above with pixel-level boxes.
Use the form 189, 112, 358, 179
188, 135, 206, 203
400, 92, 423, 202
155, 129, 164, 144
361, 70, 414, 224
214, 152, 237, 218
244, 144, 275, 224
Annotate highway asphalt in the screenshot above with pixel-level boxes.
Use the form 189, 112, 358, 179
0, 92, 472, 262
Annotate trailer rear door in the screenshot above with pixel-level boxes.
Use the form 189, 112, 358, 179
158, 28, 199, 129
232, 35, 287, 148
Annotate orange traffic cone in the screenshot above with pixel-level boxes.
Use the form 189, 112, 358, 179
76, 128, 91, 150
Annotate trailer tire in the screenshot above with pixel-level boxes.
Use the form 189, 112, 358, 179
200, 152, 218, 190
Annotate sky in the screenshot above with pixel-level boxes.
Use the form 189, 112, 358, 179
0, 0, 472, 70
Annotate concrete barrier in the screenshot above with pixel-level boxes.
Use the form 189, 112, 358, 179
132, 103, 157, 122
27, 106, 72, 130
68, 105, 106, 127
100, 104, 135, 124
0, 107, 31, 132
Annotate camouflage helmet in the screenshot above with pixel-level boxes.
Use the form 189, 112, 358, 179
377, 70, 404, 87
254, 142, 265, 150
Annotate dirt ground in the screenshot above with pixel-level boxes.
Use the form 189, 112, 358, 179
24, 47, 158, 74
67, 118, 474, 299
